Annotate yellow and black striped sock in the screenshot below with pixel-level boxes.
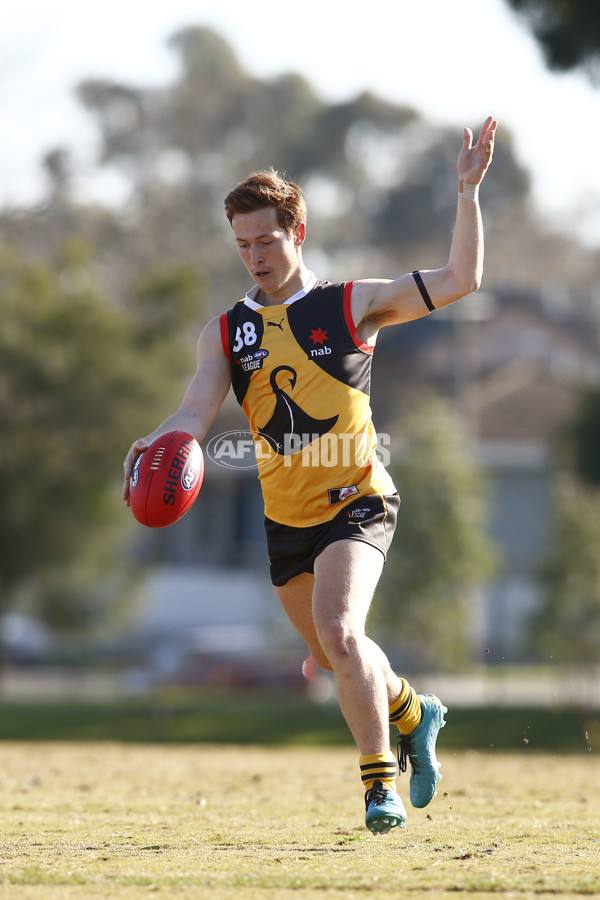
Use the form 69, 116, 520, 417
360, 751, 397, 793
389, 679, 422, 735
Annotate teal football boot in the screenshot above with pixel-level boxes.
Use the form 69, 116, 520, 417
398, 694, 447, 808
364, 780, 407, 834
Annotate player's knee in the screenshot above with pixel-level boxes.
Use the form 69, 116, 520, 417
315, 617, 360, 661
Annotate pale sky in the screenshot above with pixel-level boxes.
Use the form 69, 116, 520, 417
2, 0, 599, 244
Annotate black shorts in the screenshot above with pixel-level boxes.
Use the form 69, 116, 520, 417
264, 493, 400, 587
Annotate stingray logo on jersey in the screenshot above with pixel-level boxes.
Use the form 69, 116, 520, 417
238, 348, 269, 372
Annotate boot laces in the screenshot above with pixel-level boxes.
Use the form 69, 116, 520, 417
397, 734, 417, 774
364, 779, 389, 810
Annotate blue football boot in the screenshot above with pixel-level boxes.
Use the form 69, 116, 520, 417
364, 780, 407, 834
398, 694, 447, 808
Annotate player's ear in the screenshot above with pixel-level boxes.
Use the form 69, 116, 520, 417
294, 223, 306, 247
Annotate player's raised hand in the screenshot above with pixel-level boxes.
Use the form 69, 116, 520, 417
457, 116, 497, 185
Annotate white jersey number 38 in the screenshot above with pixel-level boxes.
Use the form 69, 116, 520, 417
232, 322, 258, 353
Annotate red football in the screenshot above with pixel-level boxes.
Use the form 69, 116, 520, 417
129, 430, 204, 527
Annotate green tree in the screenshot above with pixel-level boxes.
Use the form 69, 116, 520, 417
71, 27, 534, 310
560, 384, 600, 486
374, 394, 497, 672
530, 475, 600, 665
506, 0, 600, 79
3, 26, 571, 318
0, 240, 203, 641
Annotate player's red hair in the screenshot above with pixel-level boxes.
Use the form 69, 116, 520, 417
224, 169, 307, 234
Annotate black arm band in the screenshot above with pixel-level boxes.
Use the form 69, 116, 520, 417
412, 270, 435, 312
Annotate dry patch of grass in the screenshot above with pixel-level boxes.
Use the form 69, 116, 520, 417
0, 743, 597, 899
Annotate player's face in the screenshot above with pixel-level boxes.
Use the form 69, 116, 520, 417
232, 206, 305, 302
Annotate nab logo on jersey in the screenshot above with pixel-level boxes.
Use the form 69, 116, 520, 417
309, 326, 331, 357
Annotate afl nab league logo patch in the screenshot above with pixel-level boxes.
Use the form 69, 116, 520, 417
238, 348, 269, 372
328, 485, 359, 505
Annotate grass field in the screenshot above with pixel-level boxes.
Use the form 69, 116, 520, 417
0, 690, 596, 750
0, 742, 597, 899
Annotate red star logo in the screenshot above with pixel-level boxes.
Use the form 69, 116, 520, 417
309, 327, 328, 345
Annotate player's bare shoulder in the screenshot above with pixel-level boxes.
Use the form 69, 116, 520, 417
347, 279, 384, 329
197, 315, 226, 359
352, 274, 431, 330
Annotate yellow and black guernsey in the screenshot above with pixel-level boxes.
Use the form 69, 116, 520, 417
220, 276, 395, 527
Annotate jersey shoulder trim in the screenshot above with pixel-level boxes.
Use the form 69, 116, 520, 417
219, 313, 231, 361
343, 282, 375, 355
220, 299, 248, 362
